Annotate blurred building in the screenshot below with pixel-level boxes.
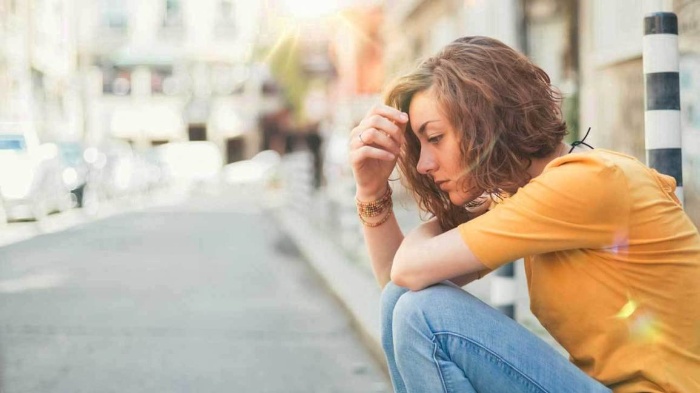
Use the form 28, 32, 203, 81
0, 0, 31, 124
0, 0, 80, 142
75, 0, 278, 163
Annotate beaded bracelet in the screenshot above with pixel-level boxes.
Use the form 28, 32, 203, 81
359, 206, 393, 227
356, 185, 393, 218
356, 185, 393, 227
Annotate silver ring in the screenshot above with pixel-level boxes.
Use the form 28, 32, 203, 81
358, 131, 367, 145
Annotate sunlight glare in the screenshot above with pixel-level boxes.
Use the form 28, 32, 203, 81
280, 0, 341, 19
615, 298, 638, 319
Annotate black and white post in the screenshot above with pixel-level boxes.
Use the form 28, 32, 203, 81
643, 12, 684, 204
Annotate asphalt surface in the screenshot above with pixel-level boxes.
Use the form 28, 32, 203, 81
0, 189, 390, 393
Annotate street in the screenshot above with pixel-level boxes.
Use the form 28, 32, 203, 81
0, 188, 390, 393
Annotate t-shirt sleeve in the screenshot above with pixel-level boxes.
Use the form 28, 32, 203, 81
458, 155, 631, 270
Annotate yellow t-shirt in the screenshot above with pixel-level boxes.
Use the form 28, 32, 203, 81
458, 149, 700, 392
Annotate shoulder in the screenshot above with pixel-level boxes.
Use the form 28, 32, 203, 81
543, 149, 630, 176
530, 149, 631, 192
458, 150, 633, 265
494, 149, 632, 222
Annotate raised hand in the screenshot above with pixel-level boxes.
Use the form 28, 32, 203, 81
349, 104, 409, 201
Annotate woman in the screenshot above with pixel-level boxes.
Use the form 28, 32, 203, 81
348, 36, 700, 392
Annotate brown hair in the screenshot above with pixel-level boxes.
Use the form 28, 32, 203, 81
384, 36, 567, 230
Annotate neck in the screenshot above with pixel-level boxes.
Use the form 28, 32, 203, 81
526, 142, 570, 179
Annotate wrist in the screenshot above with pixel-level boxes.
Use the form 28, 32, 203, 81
356, 184, 393, 228
356, 184, 391, 202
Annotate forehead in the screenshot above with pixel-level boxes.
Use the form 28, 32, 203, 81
408, 89, 447, 132
409, 89, 439, 117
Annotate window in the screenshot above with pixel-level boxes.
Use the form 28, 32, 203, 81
219, 0, 235, 24
0, 135, 26, 151
215, 0, 236, 37
101, 0, 128, 29
102, 66, 131, 95
151, 67, 175, 95
163, 0, 182, 27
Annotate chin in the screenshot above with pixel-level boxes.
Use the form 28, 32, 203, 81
448, 193, 470, 206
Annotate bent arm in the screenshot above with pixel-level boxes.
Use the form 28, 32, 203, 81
358, 187, 404, 289
391, 218, 487, 291
449, 271, 481, 287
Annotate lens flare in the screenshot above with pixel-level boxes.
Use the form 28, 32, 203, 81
613, 297, 663, 343
629, 312, 663, 343
615, 299, 637, 319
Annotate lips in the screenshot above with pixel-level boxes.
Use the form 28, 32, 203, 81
435, 180, 448, 190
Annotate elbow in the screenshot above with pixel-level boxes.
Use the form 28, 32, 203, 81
389, 267, 409, 289
391, 256, 427, 292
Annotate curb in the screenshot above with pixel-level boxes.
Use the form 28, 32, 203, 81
272, 207, 387, 374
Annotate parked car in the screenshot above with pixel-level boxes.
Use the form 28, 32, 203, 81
154, 141, 223, 194
56, 141, 91, 207
0, 130, 74, 221
222, 149, 280, 186
96, 140, 146, 199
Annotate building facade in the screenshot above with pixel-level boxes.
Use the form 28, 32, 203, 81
1, 0, 79, 143
76, 0, 274, 162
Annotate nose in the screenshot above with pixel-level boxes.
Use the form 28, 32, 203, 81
416, 146, 437, 175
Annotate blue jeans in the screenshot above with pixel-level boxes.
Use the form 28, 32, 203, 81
380, 281, 612, 393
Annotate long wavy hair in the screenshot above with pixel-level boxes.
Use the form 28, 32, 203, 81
384, 36, 567, 230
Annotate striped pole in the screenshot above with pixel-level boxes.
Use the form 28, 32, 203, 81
643, 12, 684, 204
492, 263, 516, 319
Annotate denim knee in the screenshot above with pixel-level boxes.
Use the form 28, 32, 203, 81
392, 283, 477, 341
390, 287, 444, 364
381, 281, 409, 320
380, 282, 409, 345
392, 286, 435, 327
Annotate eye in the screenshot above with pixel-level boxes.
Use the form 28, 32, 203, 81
427, 134, 443, 144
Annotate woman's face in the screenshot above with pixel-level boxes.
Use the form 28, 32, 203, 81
408, 89, 475, 206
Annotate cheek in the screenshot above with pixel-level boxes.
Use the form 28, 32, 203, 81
447, 157, 467, 180
453, 171, 481, 200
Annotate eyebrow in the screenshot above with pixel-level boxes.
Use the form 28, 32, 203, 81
416, 120, 441, 135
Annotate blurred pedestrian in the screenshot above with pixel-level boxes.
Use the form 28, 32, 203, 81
304, 122, 323, 189
259, 105, 293, 156
348, 36, 700, 393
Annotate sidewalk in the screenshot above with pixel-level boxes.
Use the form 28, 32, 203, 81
273, 205, 387, 369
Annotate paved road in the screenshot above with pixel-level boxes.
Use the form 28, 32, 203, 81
0, 189, 390, 392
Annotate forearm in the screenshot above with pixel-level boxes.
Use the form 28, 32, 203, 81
392, 220, 486, 291
449, 271, 481, 287
347, 103, 409, 288
362, 214, 404, 288
357, 187, 403, 288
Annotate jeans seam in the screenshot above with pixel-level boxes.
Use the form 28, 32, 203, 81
433, 331, 551, 393
431, 336, 451, 393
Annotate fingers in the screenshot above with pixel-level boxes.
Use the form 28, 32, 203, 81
364, 107, 408, 144
349, 145, 396, 165
361, 116, 405, 147
367, 104, 409, 126
354, 127, 400, 155
348, 104, 409, 172
351, 104, 408, 149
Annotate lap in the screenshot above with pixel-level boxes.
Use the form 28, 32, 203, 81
385, 282, 610, 393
